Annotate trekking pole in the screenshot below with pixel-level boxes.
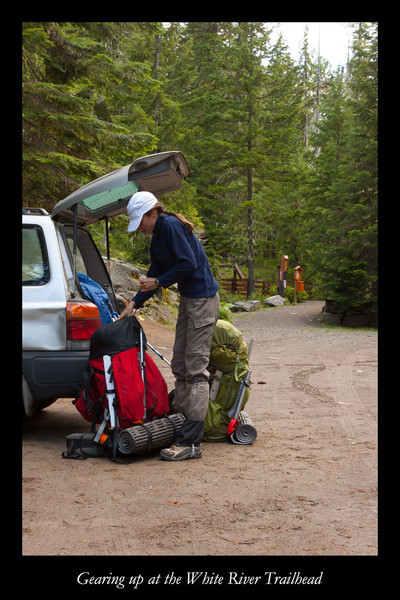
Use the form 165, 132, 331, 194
227, 339, 253, 435
139, 329, 147, 422
146, 342, 171, 366
227, 369, 252, 435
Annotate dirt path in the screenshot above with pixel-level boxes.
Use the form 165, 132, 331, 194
22, 302, 377, 563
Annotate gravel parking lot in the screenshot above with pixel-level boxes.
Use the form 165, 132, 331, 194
22, 301, 378, 567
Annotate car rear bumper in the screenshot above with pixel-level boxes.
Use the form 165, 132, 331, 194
22, 350, 89, 404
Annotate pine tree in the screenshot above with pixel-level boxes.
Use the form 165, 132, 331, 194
254, 33, 305, 274
177, 23, 275, 290
303, 23, 378, 313
22, 22, 157, 209
22, 21, 378, 317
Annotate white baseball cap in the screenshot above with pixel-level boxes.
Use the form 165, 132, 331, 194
127, 191, 158, 232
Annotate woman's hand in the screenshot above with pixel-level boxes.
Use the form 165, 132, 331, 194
139, 277, 160, 292
117, 300, 136, 319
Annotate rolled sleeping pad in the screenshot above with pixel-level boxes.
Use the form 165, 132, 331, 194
230, 411, 257, 445
118, 413, 186, 455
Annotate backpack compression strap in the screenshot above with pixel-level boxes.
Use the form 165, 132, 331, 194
94, 354, 119, 457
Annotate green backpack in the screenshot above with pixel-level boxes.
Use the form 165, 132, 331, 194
203, 320, 250, 442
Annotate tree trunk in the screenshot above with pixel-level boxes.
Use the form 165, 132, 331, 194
247, 159, 255, 298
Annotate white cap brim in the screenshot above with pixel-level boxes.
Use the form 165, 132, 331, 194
126, 192, 158, 232
127, 214, 143, 232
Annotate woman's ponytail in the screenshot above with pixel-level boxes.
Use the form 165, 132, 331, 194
150, 202, 194, 232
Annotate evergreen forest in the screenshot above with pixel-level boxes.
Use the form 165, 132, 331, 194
22, 22, 378, 315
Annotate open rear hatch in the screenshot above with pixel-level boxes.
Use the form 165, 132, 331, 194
51, 150, 190, 313
51, 151, 190, 226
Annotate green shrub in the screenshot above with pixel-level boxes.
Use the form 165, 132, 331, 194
296, 290, 309, 303
219, 302, 233, 322
283, 285, 308, 304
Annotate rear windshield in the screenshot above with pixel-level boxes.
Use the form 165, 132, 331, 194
22, 225, 50, 286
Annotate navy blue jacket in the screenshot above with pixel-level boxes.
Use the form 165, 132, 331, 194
132, 214, 218, 308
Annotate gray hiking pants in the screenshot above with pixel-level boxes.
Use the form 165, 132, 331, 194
171, 293, 220, 446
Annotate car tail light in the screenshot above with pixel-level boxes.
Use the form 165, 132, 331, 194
66, 301, 102, 340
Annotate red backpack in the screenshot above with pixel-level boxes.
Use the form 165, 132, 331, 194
74, 316, 169, 456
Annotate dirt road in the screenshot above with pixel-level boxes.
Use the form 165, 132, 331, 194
22, 301, 377, 561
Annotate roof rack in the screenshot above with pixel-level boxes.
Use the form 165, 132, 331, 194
22, 207, 49, 215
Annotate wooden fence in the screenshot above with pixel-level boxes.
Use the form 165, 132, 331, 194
218, 277, 313, 299
219, 278, 275, 297
215, 264, 312, 299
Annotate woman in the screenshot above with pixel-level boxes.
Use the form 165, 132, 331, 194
118, 191, 220, 461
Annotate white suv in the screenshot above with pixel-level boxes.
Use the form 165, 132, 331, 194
22, 151, 189, 417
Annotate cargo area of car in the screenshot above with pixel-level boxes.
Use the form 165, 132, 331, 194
22, 151, 190, 416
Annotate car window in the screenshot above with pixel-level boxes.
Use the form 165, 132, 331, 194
61, 224, 118, 310
66, 237, 87, 274
22, 225, 50, 286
